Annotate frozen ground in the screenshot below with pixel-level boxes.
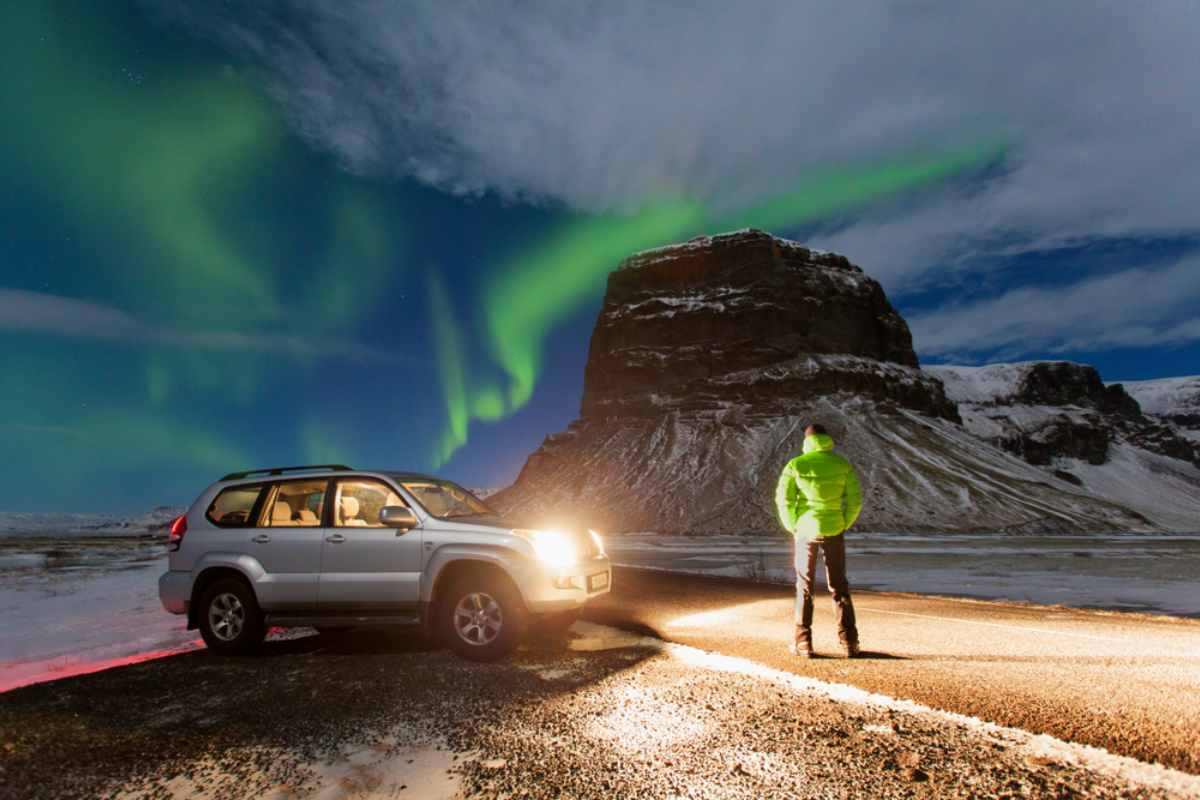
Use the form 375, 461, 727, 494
0, 536, 199, 691
4, 521, 1200, 694
0, 507, 181, 538
606, 532, 1200, 617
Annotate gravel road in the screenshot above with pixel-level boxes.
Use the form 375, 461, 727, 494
2, 611, 1197, 798
590, 567, 1200, 776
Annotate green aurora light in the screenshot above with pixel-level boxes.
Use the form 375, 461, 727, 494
0, 2, 1007, 484
431, 141, 1006, 466
1, 4, 403, 490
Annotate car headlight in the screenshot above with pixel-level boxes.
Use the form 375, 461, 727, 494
513, 529, 579, 568
588, 528, 605, 556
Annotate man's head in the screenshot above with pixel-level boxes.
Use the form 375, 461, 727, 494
804, 423, 828, 438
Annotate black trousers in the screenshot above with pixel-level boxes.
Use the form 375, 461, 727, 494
795, 534, 858, 646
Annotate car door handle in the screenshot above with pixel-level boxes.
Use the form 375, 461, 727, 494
325, 533, 346, 544
252, 534, 271, 544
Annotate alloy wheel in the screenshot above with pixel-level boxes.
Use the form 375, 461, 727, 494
453, 592, 503, 646
208, 592, 246, 642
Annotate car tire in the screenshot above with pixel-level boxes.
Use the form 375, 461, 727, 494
439, 572, 526, 662
198, 577, 266, 656
536, 608, 581, 637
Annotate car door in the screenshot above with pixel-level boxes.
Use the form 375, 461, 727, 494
318, 477, 423, 611
247, 479, 328, 610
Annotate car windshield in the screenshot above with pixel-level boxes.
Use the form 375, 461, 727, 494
397, 478, 494, 520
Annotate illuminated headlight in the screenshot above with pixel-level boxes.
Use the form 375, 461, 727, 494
588, 529, 605, 556
514, 529, 579, 568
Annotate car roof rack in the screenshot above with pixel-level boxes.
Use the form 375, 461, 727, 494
220, 464, 353, 481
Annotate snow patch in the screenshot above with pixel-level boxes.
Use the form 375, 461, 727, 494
567, 621, 661, 652
926, 362, 1058, 404
1121, 375, 1200, 417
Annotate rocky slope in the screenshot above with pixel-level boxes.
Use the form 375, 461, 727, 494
490, 229, 1153, 534
1122, 376, 1200, 443
927, 363, 1200, 530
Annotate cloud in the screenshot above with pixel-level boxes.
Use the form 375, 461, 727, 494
908, 254, 1200, 359
152, 2, 1200, 283
0, 288, 408, 365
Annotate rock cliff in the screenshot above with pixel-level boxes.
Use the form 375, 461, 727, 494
580, 231, 957, 421
491, 230, 1156, 534
928, 362, 1200, 530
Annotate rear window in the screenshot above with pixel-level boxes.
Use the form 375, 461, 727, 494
206, 485, 264, 528
261, 480, 328, 528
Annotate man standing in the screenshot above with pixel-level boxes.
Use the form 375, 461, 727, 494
774, 423, 862, 658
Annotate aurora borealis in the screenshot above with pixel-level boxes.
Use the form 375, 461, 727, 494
466, 142, 1009, 466
4, 2, 1199, 512
2, 3, 405, 507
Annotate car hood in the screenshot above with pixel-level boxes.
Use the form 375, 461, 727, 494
425, 513, 526, 532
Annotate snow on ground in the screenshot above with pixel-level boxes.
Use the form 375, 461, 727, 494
1121, 375, 1200, 417
925, 362, 1054, 403
1059, 443, 1200, 531
0, 506, 182, 538
0, 539, 196, 691
142, 739, 463, 800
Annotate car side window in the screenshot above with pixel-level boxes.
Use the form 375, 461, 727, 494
206, 485, 263, 528
259, 480, 327, 528
334, 480, 407, 528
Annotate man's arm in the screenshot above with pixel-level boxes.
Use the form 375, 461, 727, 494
843, 466, 863, 529
775, 460, 804, 533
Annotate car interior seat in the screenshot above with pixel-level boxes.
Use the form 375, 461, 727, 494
339, 495, 369, 526
272, 497, 299, 526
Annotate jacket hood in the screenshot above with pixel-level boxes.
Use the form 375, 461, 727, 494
802, 433, 835, 454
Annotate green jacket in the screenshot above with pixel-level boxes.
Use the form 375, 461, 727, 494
775, 433, 863, 539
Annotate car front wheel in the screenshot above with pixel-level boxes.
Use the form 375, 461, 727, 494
198, 577, 266, 656
439, 573, 526, 662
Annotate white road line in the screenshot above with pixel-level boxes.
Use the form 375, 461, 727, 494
653, 634, 1200, 798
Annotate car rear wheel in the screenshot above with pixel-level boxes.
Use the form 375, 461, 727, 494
198, 577, 266, 656
439, 573, 526, 662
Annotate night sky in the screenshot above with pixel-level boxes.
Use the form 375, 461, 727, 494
3, 3, 1198, 512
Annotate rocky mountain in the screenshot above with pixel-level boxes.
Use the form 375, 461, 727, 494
926, 363, 1200, 530
1122, 376, 1200, 443
490, 229, 1156, 534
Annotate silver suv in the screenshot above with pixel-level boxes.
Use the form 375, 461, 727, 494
158, 465, 612, 661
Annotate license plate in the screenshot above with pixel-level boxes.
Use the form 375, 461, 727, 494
588, 572, 609, 591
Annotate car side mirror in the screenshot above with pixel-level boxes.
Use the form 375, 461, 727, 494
379, 506, 418, 531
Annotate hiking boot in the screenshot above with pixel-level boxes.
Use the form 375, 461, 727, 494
791, 627, 814, 658
790, 640, 815, 658
844, 641, 862, 659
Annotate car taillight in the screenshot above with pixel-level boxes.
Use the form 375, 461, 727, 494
168, 515, 187, 551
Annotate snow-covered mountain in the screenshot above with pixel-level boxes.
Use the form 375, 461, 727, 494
490, 230, 1159, 534
927, 363, 1200, 531
1122, 376, 1200, 443
0, 506, 182, 538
